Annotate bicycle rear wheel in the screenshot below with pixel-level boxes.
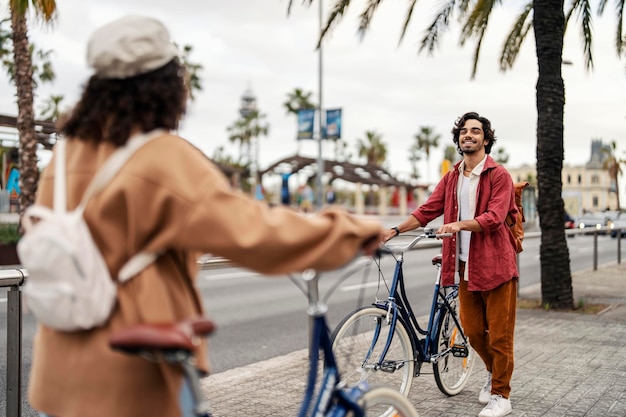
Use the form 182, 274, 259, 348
332, 307, 415, 397
432, 304, 475, 396
354, 386, 420, 417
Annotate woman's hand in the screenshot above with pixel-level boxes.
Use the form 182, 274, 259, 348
382, 228, 397, 242
361, 231, 385, 256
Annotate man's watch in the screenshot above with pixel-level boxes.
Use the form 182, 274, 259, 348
391, 226, 400, 237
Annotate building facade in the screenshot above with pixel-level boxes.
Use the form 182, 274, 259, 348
507, 140, 619, 219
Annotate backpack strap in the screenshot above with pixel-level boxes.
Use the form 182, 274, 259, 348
489, 167, 516, 227
119, 252, 159, 283
76, 129, 164, 282
54, 139, 67, 213
76, 129, 165, 212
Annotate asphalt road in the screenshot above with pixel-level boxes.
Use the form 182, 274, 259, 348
200, 232, 622, 373
0, 232, 622, 416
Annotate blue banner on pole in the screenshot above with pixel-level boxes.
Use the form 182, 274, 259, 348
297, 108, 315, 140
324, 108, 342, 140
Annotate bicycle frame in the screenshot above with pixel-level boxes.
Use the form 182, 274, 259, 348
369, 233, 470, 377
297, 269, 372, 417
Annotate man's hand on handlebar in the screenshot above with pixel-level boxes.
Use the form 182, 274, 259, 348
436, 222, 462, 236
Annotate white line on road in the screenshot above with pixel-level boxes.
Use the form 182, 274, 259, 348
340, 281, 381, 292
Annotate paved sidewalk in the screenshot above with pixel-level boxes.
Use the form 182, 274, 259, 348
201, 263, 626, 416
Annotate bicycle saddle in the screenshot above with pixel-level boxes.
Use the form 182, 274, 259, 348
109, 317, 216, 353
432, 254, 442, 266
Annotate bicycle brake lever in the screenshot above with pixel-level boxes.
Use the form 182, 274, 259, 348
374, 246, 394, 258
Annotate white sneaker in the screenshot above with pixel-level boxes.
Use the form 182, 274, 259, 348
478, 372, 492, 404
478, 395, 512, 417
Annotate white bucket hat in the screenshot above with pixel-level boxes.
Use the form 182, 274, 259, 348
87, 15, 179, 79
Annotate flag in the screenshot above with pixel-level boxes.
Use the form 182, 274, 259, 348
297, 108, 315, 140
324, 108, 342, 140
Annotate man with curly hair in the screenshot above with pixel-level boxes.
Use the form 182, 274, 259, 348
384, 112, 518, 417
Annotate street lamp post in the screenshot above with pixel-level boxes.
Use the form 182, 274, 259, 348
240, 87, 258, 197
315, 0, 324, 210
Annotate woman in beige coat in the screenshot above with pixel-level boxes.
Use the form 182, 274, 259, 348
29, 15, 384, 417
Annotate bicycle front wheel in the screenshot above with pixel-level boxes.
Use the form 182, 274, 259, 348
353, 386, 420, 417
432, 304, 476, 396
332, 307, 415, 396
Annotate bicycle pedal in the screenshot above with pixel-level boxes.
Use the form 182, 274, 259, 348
451, 345, 469, 357
380, 361, 404, 372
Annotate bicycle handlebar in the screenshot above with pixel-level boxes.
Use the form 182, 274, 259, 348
381, 227, 453, 255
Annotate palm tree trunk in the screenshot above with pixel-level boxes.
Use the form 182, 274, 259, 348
11, 13, 39, 219
533, 0, 574, 309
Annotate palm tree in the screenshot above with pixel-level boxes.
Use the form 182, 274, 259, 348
356, 130, 387, 167
38, 94, 64, 122
283, 87, 316, 115
226, 110, 270, 190
290, 0, 626, 310
408, 143, 421, 181
177, 43, 203, 101
1, 19, 55, 87
8, 0, 57, 219
494, 147, 510, 165
602, 140, 625, 210
335, 139, 353, 162
414, 126, 441, 184
284, 88, 316, 155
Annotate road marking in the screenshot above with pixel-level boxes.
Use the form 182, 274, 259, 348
340, 281, 381, 292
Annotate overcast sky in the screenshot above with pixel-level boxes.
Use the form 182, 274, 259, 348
1, 0, 624, 193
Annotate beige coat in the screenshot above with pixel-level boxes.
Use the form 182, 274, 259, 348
28, 132, 382, 417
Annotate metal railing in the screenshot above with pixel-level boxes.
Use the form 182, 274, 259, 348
1, 228, 623, 417
1, 268, 26, 417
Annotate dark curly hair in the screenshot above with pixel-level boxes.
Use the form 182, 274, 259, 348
451, 111, 497, 155
60, 59, 187, 146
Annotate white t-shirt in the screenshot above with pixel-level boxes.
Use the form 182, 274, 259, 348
459, 173, 471, 263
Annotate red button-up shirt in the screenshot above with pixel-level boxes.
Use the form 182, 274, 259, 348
412, 156, 519, 291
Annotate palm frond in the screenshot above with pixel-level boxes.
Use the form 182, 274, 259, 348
470, 28, 486, 79
459, 0, 496, 78
398, 0, 417, 45
460, 0, 497, 46
318, 0, 352, 48
500, 2, 533, 71
617, 0, 625, 56
572, 0, 594, 70
358, 0, 383, 40
456, 0, 472, 16
608, 0, 624, 57
287, 0, 314, 16
420, 0, 456, 54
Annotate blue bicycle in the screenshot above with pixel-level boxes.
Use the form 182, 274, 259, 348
108, 255, 420, 417
288, 260, 420, 417
331, 229, 476, 401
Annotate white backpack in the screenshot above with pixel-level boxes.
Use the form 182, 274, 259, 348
18, 131, 162, 332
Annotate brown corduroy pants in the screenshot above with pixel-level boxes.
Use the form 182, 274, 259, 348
458, 261, 517, 399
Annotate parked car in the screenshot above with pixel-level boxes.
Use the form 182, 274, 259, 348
577, 213, 605, 229
610, 213, 626, 238
576, 212, 606, 234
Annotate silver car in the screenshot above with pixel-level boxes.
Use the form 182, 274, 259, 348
610, 213, 626, 238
